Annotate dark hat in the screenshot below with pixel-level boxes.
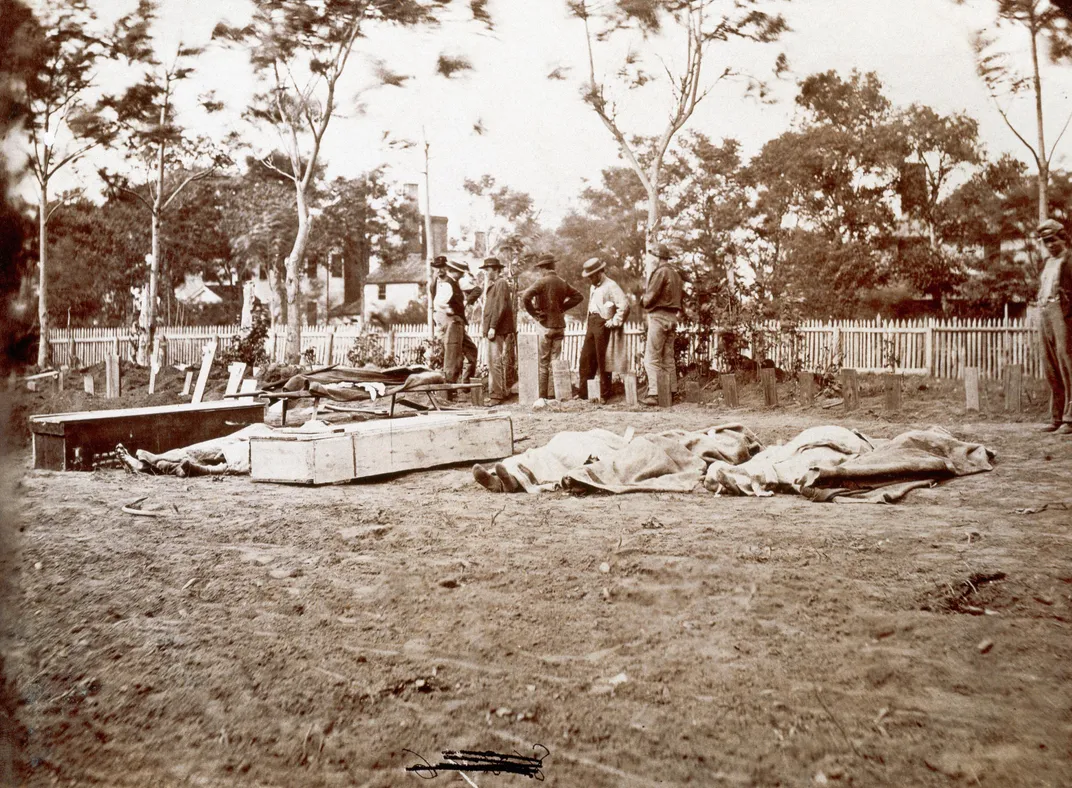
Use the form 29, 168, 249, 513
430, 255, 448, 268
1037, 219, 1065, 239
446, 258, 469, 275
654, 244, 673, 260
480, 257, 503, 269
581, 257, 606, 278
534, 252, 557, 268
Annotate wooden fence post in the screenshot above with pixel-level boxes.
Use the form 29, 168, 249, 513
720, 373, 739, 408
1004, 364, 1022, 412
799, 371, 816, 406
841, 368, 859, 411
883, 374, 901, 413
760, 367, 778, 407
964, 367, 981, 412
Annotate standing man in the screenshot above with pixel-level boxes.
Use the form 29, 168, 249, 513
431, 256, 462, 386
481, 257, 516, 405
1035, 219, 1072, 434
521, 252, 583, 399
446, 258, 479, 385
640, 243, 683, 406
578, 257, 629, 401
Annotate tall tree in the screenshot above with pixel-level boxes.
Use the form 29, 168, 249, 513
214, 0, 478, 361
100, 0, 230, 362
961, 0, 1072, 222
25, 0, 116, 366
568, 0, 788, 276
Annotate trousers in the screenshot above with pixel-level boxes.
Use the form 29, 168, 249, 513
442, 318, 477, 384
538, 327, 565, 399
579, 314, 612, 397
1040, 301, 1072, 424
487, 333, 510, 402
644, 311, 678, 396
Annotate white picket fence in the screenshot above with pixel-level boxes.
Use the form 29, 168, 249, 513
45, 316, 1043, 380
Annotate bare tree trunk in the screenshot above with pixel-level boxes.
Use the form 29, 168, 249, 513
1030, 14, 1049, 223
644, 178, 660, 278
36, 185, 50, 367
284, 190, 310, 362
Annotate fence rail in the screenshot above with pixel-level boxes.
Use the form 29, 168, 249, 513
45, 316, 1043, 380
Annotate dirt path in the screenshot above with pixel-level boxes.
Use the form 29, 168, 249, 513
5, 403, 1072, 787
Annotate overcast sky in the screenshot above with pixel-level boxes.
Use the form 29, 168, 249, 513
29, 0, 1072, 234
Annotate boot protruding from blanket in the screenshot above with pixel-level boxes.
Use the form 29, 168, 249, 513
472, 462, 521, 493
115, 443, 153, 475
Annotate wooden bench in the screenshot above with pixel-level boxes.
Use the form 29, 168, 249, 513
30, 401, 267, 471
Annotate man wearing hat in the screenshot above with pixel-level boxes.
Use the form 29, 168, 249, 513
578, 257, 630, 401
431, 257, 478, 390
1034, 218, 1072, 433
640, 243, 684, 406
521, 253, 583, 399
480, 257, 516, 405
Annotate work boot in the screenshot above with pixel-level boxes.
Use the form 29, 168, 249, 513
1057, 423, 1072, 435
472, 464, 503, 492
1039, 422, 1062, 432
494, 463, 520, 493
641, 395, 659, 407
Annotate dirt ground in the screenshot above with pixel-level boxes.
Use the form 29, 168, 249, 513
3, 375, 1071, 787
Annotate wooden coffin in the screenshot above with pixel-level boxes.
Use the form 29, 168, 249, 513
249, 411, 514, 485
30, 401, 267, 471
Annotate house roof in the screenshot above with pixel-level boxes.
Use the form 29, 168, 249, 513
366, 253, 428, 285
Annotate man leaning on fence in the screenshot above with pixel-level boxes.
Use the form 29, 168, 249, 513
640, 244, 683, 406
1035, 219, 1072, 434
481, 257, 515, 405
521, 253, 583, 399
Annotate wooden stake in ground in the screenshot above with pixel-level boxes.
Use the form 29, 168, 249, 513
1004, 364, 1022, 412
720, 373, 738, 408
760, 368, 778, 407
552, 358, 572, 401
841, 368, 859, 411
181, 370, 194, 396
83, 373, 94, 395
964, 367, 981, 412
517, 333, 540, 406
469, 377, 485, 407
656, 371, 672, 407
105, 352, 121, 399
148, 340, 164, 395
684, 380, 701, 403
623, 373, 638, 406
191, 339, 218, 404
799, 371, 816, 406
587, 378, 601, 403
883, 374, 901, 413
225, 362, 247, 397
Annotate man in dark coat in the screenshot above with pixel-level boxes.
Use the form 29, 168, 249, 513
1035, 218, 1072, 433
480, 257, 516, 405
430, 256, 473, 388
521, 252, 583, 399
640, 243, 683, 406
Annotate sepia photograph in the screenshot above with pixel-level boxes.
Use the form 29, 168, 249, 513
1, 0, 1071, 785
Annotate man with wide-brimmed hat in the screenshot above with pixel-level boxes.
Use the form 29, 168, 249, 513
431, 257, 478, 390
1034, 218, 1072, 433
640, 243, 683, 406
521, 252, 583, 398
578, 257, 630, 401
480, 257, 516, 405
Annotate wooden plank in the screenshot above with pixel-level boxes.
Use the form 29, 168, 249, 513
182, 370, 194, 396
552, 358, 572, 400
250, 412, 513, 485
799, 371, 816, 405
623, 373, 638, 407
684, 381, 701, 403
517, 333, 540, 406
83, 373, 94, 395
656, 372, 672, 407
841, 368, 859, 411
191, 340, 217, 404
105, 353, 120, 399
469, 377, 485, 407
586, 378, 601, 402
1004, 364, 1022, 412
964, 367, 980, 412
760, 367, 778, 407
720, 373, 738, 408
238, 378, 258, 403
883, 374, 901, 413
225, 362, 247, 396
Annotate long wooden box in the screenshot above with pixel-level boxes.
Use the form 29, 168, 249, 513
249, 412, 514, 485
30, 401, 267, 471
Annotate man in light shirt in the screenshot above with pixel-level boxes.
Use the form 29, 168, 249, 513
578, 257, 629, 401
1035, 219, 1072, 434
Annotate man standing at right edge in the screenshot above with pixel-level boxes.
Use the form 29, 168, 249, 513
1035, 219, 1072, 434
641, 244, 683, 406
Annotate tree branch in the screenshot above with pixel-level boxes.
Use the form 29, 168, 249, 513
993, 98, 1041, 167
160, 167, 218, 213
1047, 104, 1072, 161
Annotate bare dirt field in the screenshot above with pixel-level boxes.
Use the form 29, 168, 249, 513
3, 376, 1072, 787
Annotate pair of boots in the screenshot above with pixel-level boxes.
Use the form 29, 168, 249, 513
472, 462, 520, 493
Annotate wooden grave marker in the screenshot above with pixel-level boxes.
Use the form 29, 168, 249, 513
964, 366, 981, 412
586, 378, 601, 402
517, 333, 540, 406
684, 380, 701, 403
720, 373, 739, 408
656, 371, 672, 407
1004, 364, 1022, 412
760, 367, 778, 407
225, 362, 247, 396
799, 372, 816, 405
83, 374, 94, 395
148, 340, 164, 394
238, 378, 258, 403
191, 339, 218, 404
623, 373, 638, 407
552, 358, 572, 400
883, 374, 901, 413
841, 368, 859, 411
181, 370, 194, 396
469, 377, 485, 407
105, 353, 121, 399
